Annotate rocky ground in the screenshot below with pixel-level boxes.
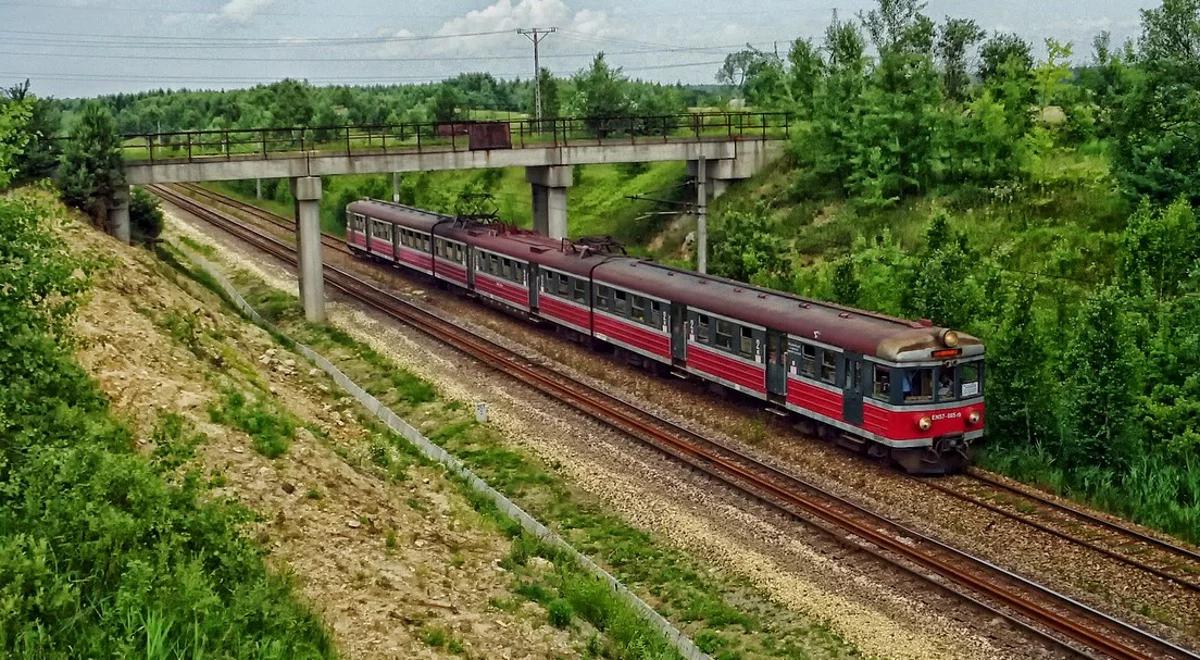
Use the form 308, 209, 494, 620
155, 199, 1096, 659
70, 218, 591, 659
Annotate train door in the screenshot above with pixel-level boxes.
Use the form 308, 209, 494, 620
842, 352, 864, 425
466, 247, 476, 288
669, 302, 687, 364
527, 264, 539, 312
766, 330, 788, 398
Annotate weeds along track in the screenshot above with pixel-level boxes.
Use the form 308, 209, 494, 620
926, 470, 1200, 595
149, 183, 1199, 660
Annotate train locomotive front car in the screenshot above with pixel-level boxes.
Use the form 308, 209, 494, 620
345, 198, 985, 474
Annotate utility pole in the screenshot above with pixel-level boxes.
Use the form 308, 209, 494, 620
517, 27, 557, 126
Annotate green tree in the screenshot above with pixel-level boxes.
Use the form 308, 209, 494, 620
786, 38, 824, 115
3, 80, 60, 183
1118, 197, 1200, 301
57, 102, 124, 223
1058, 286, 1140, 468
0, 95, 31, 190
985, 285, 1049, 446
266, 79, 315, 127
936, 17, 985, 101
830, 257, 861, 305
901, 214, 979, 328
978, 32, 1034, 82
1113, 0, 1200, 204
573, 53, 632, 134
529, 68, 561, 118
709, 205, 789, 285
129, 188, 164, 241
432, 84, 464, 123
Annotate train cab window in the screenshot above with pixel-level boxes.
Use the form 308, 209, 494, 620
799, 344, 817, 378
572, 278, 587, 304
714, 319, 734, 351
872, 366, 891, 400
936, 366, 956, 401
739, 327, 754, 359
960, 362, 982, 398
903, 368, 933, 402
696, 314, 710, 344
819, 350, 837, 384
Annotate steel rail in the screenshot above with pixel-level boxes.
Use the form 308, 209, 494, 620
150, 184, 1199, 660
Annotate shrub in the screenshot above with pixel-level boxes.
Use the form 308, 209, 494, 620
129, 187, 164, 241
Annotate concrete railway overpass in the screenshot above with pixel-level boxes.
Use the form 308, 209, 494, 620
115, 112, 789, 321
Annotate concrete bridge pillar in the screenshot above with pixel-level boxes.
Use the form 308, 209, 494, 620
110, 185, 131, 245
526, 165, 572, 239
290, 176, 326, 323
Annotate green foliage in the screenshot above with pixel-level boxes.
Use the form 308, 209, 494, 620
432, 84, 464, 123
936, 18, 985, 101
0, 193, 332, 658
977, 32, 1034, 82
208, 388, 295, 458
708, 204, 789, 285
572, 53, 632, 132
1118, 197, 1200, 300
901, 213, 980, 328
547, 598, 573, 628
57, 102, 124, 221
0, 95, 31, 190
1112, 0, 1200, 204
129, 188, 164, 242
3, 80, 61, 183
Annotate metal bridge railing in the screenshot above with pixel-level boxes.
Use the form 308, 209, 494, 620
119, 111, 791, 165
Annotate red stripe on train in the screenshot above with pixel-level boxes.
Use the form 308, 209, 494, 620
593, 313, 670, 360
686, 343, 766, 393
786, 377, 844, 422
538, 294, 591, 330
474, 273, 529, 308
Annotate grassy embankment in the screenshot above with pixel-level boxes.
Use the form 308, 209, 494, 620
0, 189, 334, 658
168, 235, 859, 660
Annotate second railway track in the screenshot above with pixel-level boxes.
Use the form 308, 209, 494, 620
151, 183, 1200, 660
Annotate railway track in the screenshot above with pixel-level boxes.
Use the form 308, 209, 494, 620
150, 183, 1199, 660
927, 471, 1200, 594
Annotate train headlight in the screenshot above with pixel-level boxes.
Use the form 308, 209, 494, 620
916, 416, 933, 432
941, 330, 960, 348
967, 410, 981, 425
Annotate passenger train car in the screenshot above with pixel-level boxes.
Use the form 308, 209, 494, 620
346, 199, 985, 473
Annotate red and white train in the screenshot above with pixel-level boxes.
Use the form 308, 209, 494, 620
346, 199, 985, 473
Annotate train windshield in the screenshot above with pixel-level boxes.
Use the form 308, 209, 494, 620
901, 361, 984, 403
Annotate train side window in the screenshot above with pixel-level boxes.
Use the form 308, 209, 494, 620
696, 314, 710, 344
631, 296, 647, 325
819, 350, 837, 384
573, 278, 587, 304
960, 362, 982, 397
559, 274, 571, 297
596, 285, 611, 311
739, 327, 754, 358
903, 368, 933, 402
800, 344, 817, 378
650, 301, 665, 328
714, 319, 733, 350
872, 366, 891, 400
614, 289, 629, 316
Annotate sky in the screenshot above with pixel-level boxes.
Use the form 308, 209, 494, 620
0, 0, 1159, 98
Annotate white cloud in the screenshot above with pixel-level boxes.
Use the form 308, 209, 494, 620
219, 0, 275, 24
382, 0, 613, 56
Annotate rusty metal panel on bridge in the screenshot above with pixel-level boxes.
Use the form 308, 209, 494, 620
468, 122, 511, 151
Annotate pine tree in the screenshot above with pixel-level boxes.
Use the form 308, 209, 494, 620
57, 103, 124, 223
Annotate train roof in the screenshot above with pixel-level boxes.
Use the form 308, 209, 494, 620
348, 199, 450, 231
592, 259, 981, 362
